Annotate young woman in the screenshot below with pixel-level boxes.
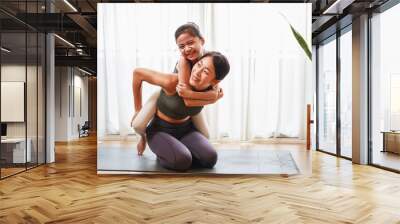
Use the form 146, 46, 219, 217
133, 51, 230, 171
131, 22, 223, 153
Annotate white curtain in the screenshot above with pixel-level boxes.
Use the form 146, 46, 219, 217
98, 3, 312, 141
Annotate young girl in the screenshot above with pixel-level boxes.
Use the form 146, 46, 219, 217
131, 22, 223, 155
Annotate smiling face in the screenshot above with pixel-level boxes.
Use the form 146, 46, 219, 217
176, 32, 204, 62
189, 56, 218, 91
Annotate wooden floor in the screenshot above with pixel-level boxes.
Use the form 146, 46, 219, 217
1, 163, 45, 178
1, 136, 400, 223
1, 167, 26, 178
373, 151, 400, 171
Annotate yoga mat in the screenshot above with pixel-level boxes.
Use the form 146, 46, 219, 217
97, 145, 300, 175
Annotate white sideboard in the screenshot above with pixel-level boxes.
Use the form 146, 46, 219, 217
1, 138, 32, 163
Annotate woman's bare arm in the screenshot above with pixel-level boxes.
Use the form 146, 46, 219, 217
184, 98, 217, 107
183, 88, 224, 107
132, 68, 177, 113
178, 83, 221, 100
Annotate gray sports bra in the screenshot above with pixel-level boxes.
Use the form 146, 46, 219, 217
156, 57, 211, 120
156, 89, 203, 120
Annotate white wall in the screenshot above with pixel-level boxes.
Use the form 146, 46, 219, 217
72, 72, 89, 138
55, 67, 69, 141
1, 65, 27, 142
55, 67, 89, 141
1, 63, 46, 164
1, 65, 39, 138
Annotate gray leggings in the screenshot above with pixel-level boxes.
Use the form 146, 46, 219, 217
146, 116, 217, 171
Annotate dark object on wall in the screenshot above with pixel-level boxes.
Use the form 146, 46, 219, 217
307, 104, 314, 150
1, 123, 7, 138
78, 121, 90, 138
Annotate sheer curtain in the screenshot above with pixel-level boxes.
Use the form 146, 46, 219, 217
97, 3, 312, 141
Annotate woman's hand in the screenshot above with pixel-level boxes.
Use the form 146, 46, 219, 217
137, 136, 147, 156
176, 83, 191, 98
211, 84, 223, 100
216, 87, 224, 100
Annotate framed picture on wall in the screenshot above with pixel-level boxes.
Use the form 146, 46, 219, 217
1, 81, 25, 122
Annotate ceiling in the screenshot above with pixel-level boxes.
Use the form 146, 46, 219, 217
0, 0, 393, 75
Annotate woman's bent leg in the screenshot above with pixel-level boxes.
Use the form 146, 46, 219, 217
180, 131, 217, 168
147, 132, 192, 171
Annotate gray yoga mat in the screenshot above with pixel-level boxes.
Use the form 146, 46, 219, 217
97, 145, 300, 175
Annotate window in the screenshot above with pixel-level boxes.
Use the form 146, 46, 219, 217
317, 36, 337, 154
371, 2, 400, 171
340, 28, 352, 158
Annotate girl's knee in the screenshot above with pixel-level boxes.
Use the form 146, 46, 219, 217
133, 124, 146, 136
132, 118, 146, 135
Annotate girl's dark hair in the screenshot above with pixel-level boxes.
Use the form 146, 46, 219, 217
175, 22, 204, 41
199, 51, 230, 81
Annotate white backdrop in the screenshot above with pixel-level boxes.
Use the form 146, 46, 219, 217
98, 3, 313, 141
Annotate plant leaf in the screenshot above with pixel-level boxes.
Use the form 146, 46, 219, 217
288, 24, 312, 61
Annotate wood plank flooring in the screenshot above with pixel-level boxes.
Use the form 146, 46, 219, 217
1, 135, 400, 223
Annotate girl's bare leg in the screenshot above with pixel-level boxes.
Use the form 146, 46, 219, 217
131, 89, 210, 140
191, 110, 210, 139
131, 90, 160, 136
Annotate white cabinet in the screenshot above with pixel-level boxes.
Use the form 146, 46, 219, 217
1, 138, 32, 163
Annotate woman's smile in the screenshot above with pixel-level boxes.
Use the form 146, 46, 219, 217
191, 74, 200, 82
